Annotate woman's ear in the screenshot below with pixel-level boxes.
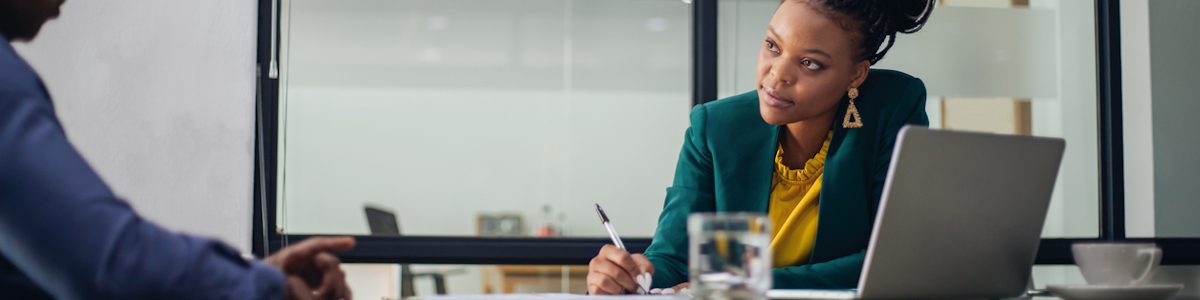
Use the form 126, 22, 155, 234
849, 60, 871, 88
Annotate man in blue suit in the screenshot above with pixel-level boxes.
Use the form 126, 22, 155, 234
0, 0, 356, 299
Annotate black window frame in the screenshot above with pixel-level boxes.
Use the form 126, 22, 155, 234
252, 0, 1200, 266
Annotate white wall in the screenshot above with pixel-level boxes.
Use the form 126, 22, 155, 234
13, 0, 259, 251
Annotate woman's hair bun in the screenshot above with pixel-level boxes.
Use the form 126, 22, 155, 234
805, 0, 935, 64
884, 0, 934, 34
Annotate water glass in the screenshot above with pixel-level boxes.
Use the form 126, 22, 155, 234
688, 213, 772, 300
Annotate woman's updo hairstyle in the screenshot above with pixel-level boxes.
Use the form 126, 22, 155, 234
794, 0, 935, 65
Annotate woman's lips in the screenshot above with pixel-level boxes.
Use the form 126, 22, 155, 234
761, 88, 795, 108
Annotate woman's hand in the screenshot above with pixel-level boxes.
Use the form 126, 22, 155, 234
587, 244, 654, 295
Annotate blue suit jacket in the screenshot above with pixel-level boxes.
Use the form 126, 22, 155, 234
0, 36, 284, 299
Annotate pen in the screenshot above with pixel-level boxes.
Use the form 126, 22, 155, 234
594, 203, 650, 294
594, 203, 627, 250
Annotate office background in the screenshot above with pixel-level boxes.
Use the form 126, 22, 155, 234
12, 0, 1200, 298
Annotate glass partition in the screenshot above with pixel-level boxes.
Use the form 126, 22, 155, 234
258, 1, 1200, 295
1120, 0, 1200, 238
275, 0, 692, 238
264, 0, 1200, 265
716, 0, 1100, 238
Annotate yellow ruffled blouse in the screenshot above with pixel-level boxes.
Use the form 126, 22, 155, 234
768, 132, 830, 268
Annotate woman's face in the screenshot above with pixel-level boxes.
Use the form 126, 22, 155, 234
756, 0, 869, 125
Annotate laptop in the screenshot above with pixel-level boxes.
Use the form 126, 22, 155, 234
768, 126, 1065, 299
365, 205, 402, 236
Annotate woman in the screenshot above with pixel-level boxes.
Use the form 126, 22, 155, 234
586, 0, 934, 294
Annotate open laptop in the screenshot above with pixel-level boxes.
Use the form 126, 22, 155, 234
768, 126, 1065, 299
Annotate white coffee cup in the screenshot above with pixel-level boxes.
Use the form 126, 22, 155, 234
1072, 242, 1162, 286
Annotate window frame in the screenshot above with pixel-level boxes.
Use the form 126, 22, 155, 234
251, 0, 1200, 266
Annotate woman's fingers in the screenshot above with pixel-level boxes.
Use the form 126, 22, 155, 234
672, 282, 691, 292
630, 254, 655, 291
589, 255, 639, 292
587, 270, 627, 295
631, 253, 655, 274
600, 244, 642, 278
587, 244, 649, 294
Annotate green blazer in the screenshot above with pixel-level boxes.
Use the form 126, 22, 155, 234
643, 69, 930, 289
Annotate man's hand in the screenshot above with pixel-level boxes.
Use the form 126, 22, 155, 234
285, 276, 316, 300
265, 237, 356, 300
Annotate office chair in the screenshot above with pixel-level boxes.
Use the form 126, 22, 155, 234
364, 205, 453, 297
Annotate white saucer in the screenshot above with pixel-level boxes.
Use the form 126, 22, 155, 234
1047, 284, 1183, 300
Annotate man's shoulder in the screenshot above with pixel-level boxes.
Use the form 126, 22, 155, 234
0, 256, 53, 299
0, 43, 49, 102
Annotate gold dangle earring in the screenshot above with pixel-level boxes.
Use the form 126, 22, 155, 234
842, 87, 864, 128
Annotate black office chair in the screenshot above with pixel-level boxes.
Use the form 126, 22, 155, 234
364, 205, 454, 297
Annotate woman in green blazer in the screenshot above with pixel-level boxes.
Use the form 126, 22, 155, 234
586, 0, 935, 295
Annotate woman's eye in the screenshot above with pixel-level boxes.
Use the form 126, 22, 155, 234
800, 58, 823, 71
765, 39, 779, 53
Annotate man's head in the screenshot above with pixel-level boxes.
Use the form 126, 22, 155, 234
0, 0, 65, 41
